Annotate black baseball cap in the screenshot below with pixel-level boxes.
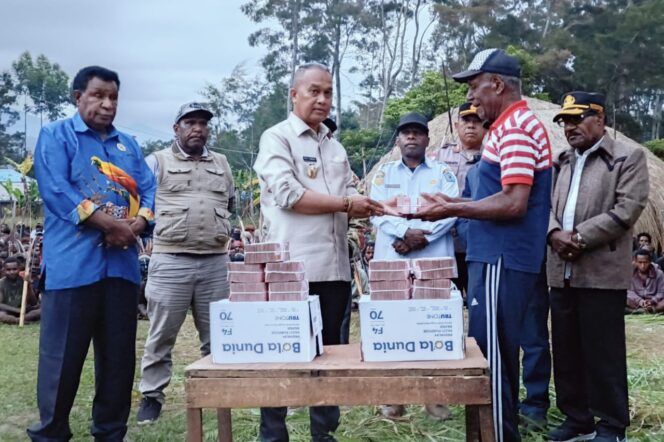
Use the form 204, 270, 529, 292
453, 48, 521, 83
396, 112, 429, 133
553, 91, 606, 122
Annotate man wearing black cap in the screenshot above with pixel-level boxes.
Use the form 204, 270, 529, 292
412, 49, 553, 442
371, 112, 458, 262
546, 91, 649, 442
370, 112, 459, 421
137, 102, 234, 424
438, 102, 486, 294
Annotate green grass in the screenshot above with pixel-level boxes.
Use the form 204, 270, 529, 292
1, 313, 663, 441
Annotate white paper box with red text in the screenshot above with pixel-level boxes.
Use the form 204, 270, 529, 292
358, 291, 465, 361
210, 295, 323, 363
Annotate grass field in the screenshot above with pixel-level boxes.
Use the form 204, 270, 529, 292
1, 312, 663, 441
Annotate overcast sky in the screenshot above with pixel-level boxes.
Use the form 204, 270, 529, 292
0, 0, 269, 147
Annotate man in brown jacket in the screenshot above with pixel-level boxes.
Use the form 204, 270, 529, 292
546, 91, 649, 442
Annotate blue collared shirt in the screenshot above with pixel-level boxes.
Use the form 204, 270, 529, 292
34, 112, 157, 290
369, 157, 459, 260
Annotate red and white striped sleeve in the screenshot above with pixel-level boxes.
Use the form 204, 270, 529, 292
498, 124, 540, 186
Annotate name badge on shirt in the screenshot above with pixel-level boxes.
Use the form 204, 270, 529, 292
385, 184, 401, 189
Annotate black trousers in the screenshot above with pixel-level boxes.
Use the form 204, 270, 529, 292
452, 252, 468, 296
550, 286, 630, 434
27, 278, 138, 442
260, 281, 351, 442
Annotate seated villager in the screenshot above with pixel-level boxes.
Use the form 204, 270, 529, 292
626, 248, 664, 313
0, 256, 40, 324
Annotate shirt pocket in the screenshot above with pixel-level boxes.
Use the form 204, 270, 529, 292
164, 167, 192, 192
326, 153, 349, 177
155, 206, 189, 242
205, 167, 229, 193
213, 207, 231, 247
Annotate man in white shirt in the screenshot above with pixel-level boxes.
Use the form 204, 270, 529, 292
253, 62, 384, 442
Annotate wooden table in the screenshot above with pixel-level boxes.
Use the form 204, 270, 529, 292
185, 338, 494, 442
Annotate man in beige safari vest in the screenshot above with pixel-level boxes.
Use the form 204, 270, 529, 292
137, 102, 234, 425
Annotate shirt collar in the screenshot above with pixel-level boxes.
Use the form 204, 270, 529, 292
398, 156, 433, 170
489, 99, 528, 130
72, 112, 120, 139
288, 112, 330, 139
575, 136, 604, 159
175, 139, 209, 158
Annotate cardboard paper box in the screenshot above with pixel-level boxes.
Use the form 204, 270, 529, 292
210, 296, 323, 363
358, 291, 465, 361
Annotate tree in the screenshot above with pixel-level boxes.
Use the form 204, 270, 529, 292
12, 52, 70, 125
0, 71, 22, 164
383, 71, 467, 128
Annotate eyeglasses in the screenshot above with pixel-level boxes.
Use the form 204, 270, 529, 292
556, 111, 597, 127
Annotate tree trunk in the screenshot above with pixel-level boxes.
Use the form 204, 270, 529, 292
334, 15, 343, 132
652, 92, 662, 140
287, 0, 301, 116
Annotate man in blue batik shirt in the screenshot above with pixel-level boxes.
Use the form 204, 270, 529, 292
27, 66, 156, 442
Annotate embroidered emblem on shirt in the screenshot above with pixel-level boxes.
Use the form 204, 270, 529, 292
116, 143, 127, 152
442, 169, 456, 183
373, 171, 385, 187
430, 179, 438, 186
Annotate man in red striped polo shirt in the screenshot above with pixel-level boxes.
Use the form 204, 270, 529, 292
413, 48, 552, 442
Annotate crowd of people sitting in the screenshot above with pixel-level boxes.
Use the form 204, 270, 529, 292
0, 222, 43, 324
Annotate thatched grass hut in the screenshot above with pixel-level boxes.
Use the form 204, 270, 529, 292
364, 97, 664, 249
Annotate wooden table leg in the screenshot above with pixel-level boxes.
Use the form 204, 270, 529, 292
465, 405, 480, 442
217, 408, 233, 442
187, 408, 203, 442
478, 404, 496, 442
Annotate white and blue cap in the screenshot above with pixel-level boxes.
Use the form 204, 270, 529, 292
452, 48, 521, 83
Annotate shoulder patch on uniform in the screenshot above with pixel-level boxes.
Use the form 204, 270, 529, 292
373, 170, 385, 187
442, 167, 456, 183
